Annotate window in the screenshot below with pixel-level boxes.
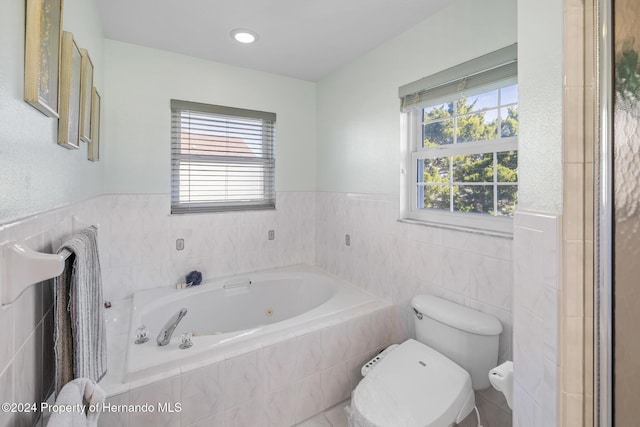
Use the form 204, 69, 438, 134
170, 100, 276, 214
400, 45, 518, 233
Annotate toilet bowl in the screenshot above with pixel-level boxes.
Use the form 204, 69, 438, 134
349, 295, 503, 427
350, 339, 475, 427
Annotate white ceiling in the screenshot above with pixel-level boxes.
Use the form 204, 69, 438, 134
96, 0, 451, 82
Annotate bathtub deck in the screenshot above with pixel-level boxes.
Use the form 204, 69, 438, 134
98, 286, 404, 427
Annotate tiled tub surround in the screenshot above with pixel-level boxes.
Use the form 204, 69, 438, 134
100, 295, 400, 427
99, 192, 316, 302
0, 191, 315, 426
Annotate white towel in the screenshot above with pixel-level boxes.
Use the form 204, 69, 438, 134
46, 378, 106, 427
54, 226, 107, 393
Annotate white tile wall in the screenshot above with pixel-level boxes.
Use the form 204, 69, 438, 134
224, 350, 265, 409
226, 395, 266, 427
0, 365, 13, 427
315, 192, 514, 364
322, 361, 351, 408
513, 308, 544, 403
513, 382, 542, 427
100, 392, 130, 427
0, 195, 104, 427
320, 323, 350, 370
295, 331, 324, 380
263, 339, 299, 394
128, 376, 181, 427
98, 192, 316, 301
0, 190, 517, 427
295, 372, 324, 423
0, 304, 14, 380
265, 385, 296, 426
180, 362, 225, 425
188, 413, 226, 427
513, 211, 560, 427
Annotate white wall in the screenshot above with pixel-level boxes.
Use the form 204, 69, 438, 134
103, 40, 317, 194
516, 0, 564, 213
0, 0, 105, 225
316, 0, 517, 195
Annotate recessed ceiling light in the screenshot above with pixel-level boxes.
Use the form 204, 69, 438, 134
231, 29, 258, 44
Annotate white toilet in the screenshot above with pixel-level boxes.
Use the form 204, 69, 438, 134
350, 294, 503, 427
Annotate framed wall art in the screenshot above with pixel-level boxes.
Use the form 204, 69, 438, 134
24, 0, 64, 118
88, 88, 101, 161
58, 31, 82, 149
79, 49, 94, 143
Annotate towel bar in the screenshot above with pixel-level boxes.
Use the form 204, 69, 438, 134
0, 242, 65, 305
0, 216, 98, 305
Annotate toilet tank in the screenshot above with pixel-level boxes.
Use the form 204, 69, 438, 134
411, 295, 502, 390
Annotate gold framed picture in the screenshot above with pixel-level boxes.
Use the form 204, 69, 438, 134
79, 49, 94, 143
88, 88, 101, 161
58, 31, 82, 149
24, 0, 64, 118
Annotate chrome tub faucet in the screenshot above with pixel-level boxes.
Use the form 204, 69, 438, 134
157, 308, 188, 346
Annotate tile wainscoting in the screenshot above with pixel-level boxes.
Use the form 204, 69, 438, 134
98, 192, 316, 302
512, 211, 560, 427
0, 191, 516, 426
0, 196, 105, 427
315, 192, 514, 365
0, 191, 316, 426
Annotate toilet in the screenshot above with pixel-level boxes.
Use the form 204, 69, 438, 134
350, 295, 503, 427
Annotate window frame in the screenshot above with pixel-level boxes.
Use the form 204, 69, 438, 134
399, 46, 518, 234
170, 100, 276, 215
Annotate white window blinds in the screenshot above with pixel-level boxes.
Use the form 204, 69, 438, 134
171, 100, 276, 214
399, 44, 517, 112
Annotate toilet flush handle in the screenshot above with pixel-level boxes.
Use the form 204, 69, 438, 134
413, 308, 423, 320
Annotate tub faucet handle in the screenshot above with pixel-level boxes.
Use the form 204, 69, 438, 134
179, 331, 193, 349
157, 308, 188, 346
135, 325, 149, 344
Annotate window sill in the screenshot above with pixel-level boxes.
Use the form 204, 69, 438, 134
398, 215, 513, 238
171, 203, 276, 215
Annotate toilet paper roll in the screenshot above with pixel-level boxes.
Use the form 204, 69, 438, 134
489, 361, 513, 410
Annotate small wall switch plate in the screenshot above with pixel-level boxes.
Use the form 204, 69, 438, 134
176, 238, 184, 251
345, 234, 351, 246
268, 230, 275, 240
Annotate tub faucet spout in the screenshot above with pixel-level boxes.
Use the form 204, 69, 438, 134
157, 308, 188, 346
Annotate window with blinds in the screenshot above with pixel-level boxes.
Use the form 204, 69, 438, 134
399, 44, 518, 233
171, 100, 276, 214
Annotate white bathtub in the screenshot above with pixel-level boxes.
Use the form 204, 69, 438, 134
124, 265, 382, 382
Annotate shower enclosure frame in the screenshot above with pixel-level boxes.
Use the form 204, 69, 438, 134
595, 0, 613, 425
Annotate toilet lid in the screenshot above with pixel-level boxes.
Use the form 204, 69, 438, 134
352, 339, 473, 427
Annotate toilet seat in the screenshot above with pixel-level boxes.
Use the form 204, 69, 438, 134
350, 339, 475, 427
